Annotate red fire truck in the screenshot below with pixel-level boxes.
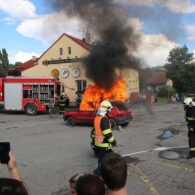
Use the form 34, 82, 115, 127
0, 77, 61, 115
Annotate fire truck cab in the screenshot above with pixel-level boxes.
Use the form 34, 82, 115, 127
0, 77, 61, 115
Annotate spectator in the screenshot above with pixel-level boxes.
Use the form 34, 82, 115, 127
171, 96, 176, 103
69, 173, 87, 195
76, 174, 106, 195
99, 152, 128, 195
0, 179, 28, 195
0, 152, 28, 195
7, 152, 21, 181
175, 92, 180, 102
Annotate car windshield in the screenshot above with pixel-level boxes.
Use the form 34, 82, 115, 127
112, 102, 129, 111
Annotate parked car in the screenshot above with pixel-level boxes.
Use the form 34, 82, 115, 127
63, 101, 133, 129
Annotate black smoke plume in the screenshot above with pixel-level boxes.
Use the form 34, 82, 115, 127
51, 0, 141, 89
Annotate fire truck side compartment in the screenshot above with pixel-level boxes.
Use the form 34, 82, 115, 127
0, 78, 4, 102
4, 83, 23, 110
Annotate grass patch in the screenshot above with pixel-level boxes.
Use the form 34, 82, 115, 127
157, 97, 170, 103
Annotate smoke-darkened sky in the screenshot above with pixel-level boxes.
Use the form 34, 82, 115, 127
51, 0, 142, 88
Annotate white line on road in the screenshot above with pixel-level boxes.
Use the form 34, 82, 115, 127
122, 145, 188, 157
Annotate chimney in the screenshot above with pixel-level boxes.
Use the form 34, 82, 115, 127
32, 56, 36, 61
85, 32, 91, 44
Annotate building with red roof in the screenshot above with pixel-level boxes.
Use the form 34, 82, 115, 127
9, 56, 39, 76
144, 71, 172, 91
19, 33, 139, 102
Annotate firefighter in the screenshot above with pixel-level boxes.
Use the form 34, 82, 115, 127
93, 100, 117, 174
59, 92, 66, 114
183, 97, 195, 159
76, 91, 82, 108
64, 94, 69, 108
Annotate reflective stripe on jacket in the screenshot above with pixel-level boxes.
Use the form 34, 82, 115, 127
59, 96, 66, 106
94, 115, 116, 148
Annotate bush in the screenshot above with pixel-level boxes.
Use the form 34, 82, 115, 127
157, 86, 176, 98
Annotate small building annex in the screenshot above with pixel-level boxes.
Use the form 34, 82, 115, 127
144, 71, 172, 92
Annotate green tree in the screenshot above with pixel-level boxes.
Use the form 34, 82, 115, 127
0, 48, 9, 77
165, 45, 194, 93
14, 62, 22, 66
157, 86, 176, 98
182, 63, 195, 93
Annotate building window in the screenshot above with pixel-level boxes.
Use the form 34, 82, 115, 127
76, 80, 87, 93
59, 48, 63, 55
68, 47, 71, 54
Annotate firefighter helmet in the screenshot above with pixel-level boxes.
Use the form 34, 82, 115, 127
183, 97, 193, 106
99, 100, 113, 112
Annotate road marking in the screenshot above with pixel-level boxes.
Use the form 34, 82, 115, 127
133, 164, 160, 195
149, 161, 194, 173
122, 146, 188, 157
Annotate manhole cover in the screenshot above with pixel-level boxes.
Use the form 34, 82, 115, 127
123, 156, 139, 164
159, 150, 181, 160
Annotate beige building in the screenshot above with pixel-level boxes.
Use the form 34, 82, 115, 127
22, 33, 139, 102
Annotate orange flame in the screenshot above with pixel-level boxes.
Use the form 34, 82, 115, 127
80, 80, 127, 110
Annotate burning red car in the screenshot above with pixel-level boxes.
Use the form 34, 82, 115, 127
63, 101, 133, 129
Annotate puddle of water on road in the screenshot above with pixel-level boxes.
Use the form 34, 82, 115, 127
157, 128, 179, 140
159, 148, 189, 160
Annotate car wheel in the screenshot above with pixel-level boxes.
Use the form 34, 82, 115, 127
66, 117, 75, 126
110, 119, 118, 130
25, 103, 38, 115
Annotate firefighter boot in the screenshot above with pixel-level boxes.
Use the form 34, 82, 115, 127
187, 151, 195, 159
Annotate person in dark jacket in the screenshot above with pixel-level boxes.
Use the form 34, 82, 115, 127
64, 94, 69, 108
183, 97, 195, 159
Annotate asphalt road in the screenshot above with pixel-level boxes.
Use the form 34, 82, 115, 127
0, 103, 195, 195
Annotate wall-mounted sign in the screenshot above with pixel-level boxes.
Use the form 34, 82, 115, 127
61, 68, 69, 78
42, 58, 85, 65
51, 69, 59, 78
71, 68, 80, 78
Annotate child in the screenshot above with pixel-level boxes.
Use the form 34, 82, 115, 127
69, 173, 86, 195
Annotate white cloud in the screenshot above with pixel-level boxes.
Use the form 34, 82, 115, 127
17, 11, 83, 46
9, 51, 40, 64
115, 0, 195, 14
0, 17, 15, 25
127, 17, 143, 32
0, 0, 36, 19
184, 25, 195, 40
127, 17, 177, 67
137, 34, 178, 67
114, 0, 155, 6
162, 0, 195, 14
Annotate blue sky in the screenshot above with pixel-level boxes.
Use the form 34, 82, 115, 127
1, 0, 195, 66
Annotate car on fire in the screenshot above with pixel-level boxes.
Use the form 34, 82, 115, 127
63, 101, 133, 129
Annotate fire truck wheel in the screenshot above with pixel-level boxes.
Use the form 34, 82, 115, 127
25, 103, 38, 115
110, 119, 117, 130
66, 117, 75, 126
